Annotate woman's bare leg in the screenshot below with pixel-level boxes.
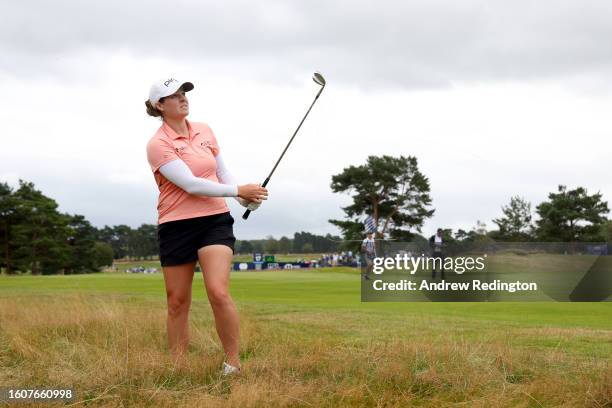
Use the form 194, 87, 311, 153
161, 261, 196, 365
197, 245, 240, 367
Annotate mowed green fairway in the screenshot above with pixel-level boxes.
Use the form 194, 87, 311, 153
1, 268, 611, 407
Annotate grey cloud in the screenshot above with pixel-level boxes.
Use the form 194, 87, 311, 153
2, 0, 612, 88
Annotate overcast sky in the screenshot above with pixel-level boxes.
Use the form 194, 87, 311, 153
1, 0, 611, 239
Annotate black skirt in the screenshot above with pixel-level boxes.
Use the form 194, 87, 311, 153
157, 212, 236, 267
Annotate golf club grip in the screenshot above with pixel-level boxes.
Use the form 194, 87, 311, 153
242, 178, 270, 220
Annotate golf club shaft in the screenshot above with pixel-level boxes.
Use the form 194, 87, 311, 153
242, 86, 324, 220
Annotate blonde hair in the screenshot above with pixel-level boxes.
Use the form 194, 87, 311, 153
145, 100, 162, 118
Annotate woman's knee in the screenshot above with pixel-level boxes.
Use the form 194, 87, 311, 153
166, 292, 191, 317
207, 287, 232, 308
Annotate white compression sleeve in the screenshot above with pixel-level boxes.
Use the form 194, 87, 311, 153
159, 159, 238, 197
215, 152, 238, 185
215, 153, 249, 207
216, 153, 261, 210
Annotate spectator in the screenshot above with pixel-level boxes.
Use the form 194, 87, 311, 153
361, 232, 376, 280
429, 228, 445, 280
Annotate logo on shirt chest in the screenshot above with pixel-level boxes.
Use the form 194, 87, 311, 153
198, 140, 215, 154
172, 140, 214, 156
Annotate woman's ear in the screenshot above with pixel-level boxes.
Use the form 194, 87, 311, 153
155, 101, 164, 112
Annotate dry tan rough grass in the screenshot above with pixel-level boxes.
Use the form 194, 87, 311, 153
0, 294, 610, 407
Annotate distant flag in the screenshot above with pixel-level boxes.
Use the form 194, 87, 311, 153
364, 216, 376, 234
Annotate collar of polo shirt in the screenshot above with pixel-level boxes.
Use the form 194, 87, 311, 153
162, 119, 201, 140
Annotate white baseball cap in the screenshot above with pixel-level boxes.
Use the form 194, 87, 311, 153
148, 77, 194, 106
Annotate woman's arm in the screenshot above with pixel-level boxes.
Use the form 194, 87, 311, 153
215, 152, 238, 186
159, 159, 238, 197
216, 153, 262, 210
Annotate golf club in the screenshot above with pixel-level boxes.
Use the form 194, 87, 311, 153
242, 72, 326, 220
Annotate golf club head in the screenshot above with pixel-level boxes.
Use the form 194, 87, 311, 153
312, 72, 326, 86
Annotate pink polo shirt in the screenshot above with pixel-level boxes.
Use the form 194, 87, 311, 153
146, 120, 230, 224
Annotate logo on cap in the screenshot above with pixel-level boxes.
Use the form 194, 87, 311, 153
164, 78, 178, 87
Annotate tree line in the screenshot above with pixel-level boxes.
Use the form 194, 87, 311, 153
1, 181, 113, 275
0, 180, 342, 274
236, 231, 342, 255
0, 180, 166, 274
329, 155, 611, 250
2, 157, 610, 274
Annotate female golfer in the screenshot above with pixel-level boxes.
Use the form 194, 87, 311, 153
145, 77, 267, 376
